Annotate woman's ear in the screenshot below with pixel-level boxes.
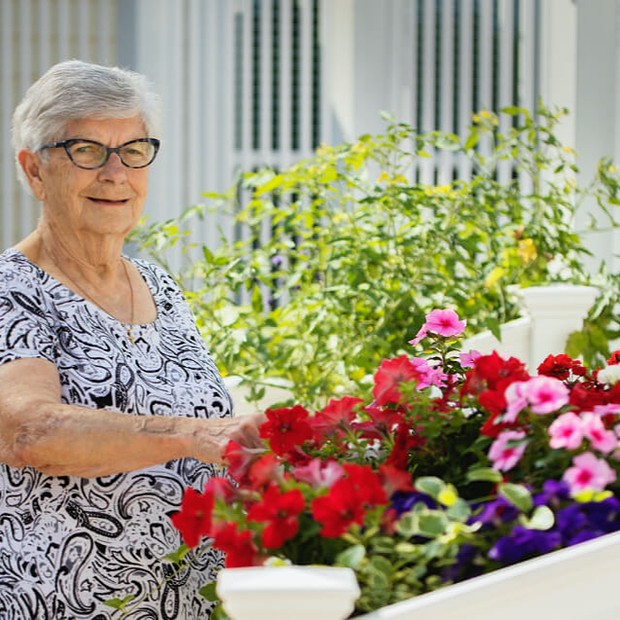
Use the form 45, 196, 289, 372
17, 150, 46, 200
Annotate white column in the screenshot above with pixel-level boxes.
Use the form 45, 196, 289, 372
573, 0, 619, 272
537, 0, 578, 150
517, 285, 599, 369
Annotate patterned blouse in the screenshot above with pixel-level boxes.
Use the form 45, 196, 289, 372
0, 248, 233, 619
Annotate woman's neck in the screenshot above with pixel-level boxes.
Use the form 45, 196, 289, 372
19, 226, 125, 275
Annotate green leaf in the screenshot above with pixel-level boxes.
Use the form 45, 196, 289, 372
464, 128, 479, 150
522, 505, 555, 530
162, 544, 191, 565
417, 512, 448, 537
335, 544, 366, 568
103, 595, 135, 610
466, 467, 504, 483
415, 476, 445, 499
446, 498, 471, 522
198, 582, 219, 602
499, 483, 533, 513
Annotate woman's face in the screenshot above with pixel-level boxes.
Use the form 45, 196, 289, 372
29, 116, 151, 240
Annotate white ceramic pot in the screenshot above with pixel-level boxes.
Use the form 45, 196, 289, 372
216, 565, 361, 620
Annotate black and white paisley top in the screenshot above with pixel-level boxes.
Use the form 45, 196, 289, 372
0, 248, 233, 620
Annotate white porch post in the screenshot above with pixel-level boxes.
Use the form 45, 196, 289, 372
573, 0, 620, 273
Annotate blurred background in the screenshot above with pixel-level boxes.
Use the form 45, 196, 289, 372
1, 0, 618, 270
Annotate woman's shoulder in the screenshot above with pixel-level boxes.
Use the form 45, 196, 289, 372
0, 248, 55, 328
130, 256, 181, 288
129, 256, 187, 307
0, 247, 46, 288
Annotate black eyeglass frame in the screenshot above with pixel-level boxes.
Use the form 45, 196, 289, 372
38, 137, 161, 169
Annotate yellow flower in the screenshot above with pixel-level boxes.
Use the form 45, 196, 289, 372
485, 266, 505, 289
377, 171, 409, 185
517, 238, 537, 263
438, 485, 458, 507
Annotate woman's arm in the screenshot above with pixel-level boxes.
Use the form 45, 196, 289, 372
0, 357, 264, 478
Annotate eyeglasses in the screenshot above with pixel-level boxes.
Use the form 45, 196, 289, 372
39, 137, 160, 169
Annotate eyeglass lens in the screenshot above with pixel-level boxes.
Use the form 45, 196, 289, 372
66, 139, 158, 169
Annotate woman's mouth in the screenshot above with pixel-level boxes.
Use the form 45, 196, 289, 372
88, 197, 130, 206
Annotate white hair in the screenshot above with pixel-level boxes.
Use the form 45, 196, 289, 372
11, 59, 162, 190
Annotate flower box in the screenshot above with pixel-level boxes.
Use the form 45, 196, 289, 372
217, 565, 360, 620
356, 529, 620, 620
169, 303, 620, 620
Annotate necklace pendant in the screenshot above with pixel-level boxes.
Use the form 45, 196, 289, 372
126, 325, 135, 345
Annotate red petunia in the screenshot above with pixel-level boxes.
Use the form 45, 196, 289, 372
569, 381, 607, 412
311, 479, 367, 538
372, 355, 422, 406
352, 404, 407, 440
310, 396, 363, 442
342, 463, 389, 505
224, 440, 261, 484
538, 353, 585, 379
378, 463, 414, 497
462, 352, 529, 395
248, 453, 281, 491
247, 483, 306, 548
260, 405, 313, 455
385, 421, 423, 470
170, 487, 215, 548
461, 352, 530, 434
212, 522, 259, 567
608, 350, 620, 365
311, 464, 388, 538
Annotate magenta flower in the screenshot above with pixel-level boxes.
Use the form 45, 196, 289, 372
292, 458, 344, 488
548, 412, 584, 450
563, 452, 617, 495
424, 309, 467, 338
459, 349, 482, 369
581, 413, 618, 454
504, 376, 569, 422
408, 326, 428, 347
408, 308, 466, 346
488, 430, 527, 471
525, 376, 570, 414
410, 357, 447, 390
503, 381, 530, 422
593, 403, 620, 417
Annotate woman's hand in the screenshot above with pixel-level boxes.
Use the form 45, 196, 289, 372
191, 412, 267, 464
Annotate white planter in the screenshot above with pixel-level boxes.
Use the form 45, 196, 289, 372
357, 530, 620, 620
216, 565, 360, 620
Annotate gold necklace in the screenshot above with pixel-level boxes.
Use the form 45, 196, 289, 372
54, 258, 137, 345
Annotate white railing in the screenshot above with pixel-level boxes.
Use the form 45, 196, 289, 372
462, 284, 599, 371
216, 530, 620, 620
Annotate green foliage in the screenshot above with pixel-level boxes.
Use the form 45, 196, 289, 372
133, 105, 620, 407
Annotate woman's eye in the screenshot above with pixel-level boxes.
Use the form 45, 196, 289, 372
73, 144, 98, 154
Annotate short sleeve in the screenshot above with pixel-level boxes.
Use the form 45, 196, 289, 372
0, 258, 57, 365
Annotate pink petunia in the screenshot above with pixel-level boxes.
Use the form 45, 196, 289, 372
525, 376, 570, 414
581, 412, 618, 454
424, 309, 467, 338
292, 458, 344, 488
408, 326, 428, 347
410, 357, 447, 390
548, 412, 584, 450
503, 381, 530, 422
488, 430, 527, 471
593, 404, 620, 417
563, 452, 617, 495
504, 376, 569, 422
460, 349, 482, 369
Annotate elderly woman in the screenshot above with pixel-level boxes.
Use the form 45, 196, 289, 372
0, 60, 262, 618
